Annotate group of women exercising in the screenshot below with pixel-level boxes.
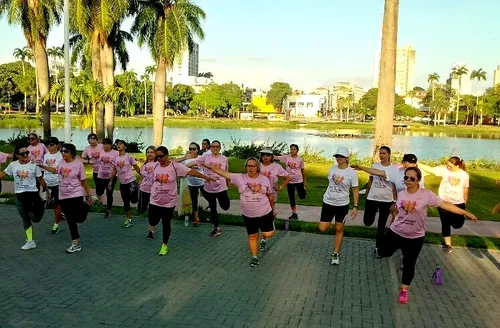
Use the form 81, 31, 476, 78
0, 132, 486, 304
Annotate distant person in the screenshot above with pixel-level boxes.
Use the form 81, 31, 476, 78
0, 151, 13, 193
276, 144, 306, 220
183, 142, 205, 226
27, 133, 48, 165
417, 157, 469, 253
200, 138, 211, 156
376, 167, 477, 304
95, 138, 119, 218
137, 146, 156, 217
80, 133, 104, 205
0, 144, 48, 250
318, 147, 359, 266
201, 157, 277, 267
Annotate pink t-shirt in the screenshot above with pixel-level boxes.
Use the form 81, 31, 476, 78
81, 144, 104, 173
28, 143, 48, 164
97, 149, 119, 179
114, 153, 137, 184
58, 160, 86, 200
277, 155, 304, 183
260, 162, 288, 199
230, 173, 273, 218
140, 161, 158, 193
0, 152, 8, 164
196, 154, 228, 193
150, 162, 191, 208
390, 188, 443, 239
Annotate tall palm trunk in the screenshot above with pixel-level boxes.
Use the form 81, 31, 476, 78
92, 33, 105, 140
100, 42, 115, 139
153, 58, 167, 146
455, 81, 461, 125
35, 69, 39, 114
21, 60, 27, 113
144, 80, 147, 115
34, 41, 51, 139
373, 0, 399, 160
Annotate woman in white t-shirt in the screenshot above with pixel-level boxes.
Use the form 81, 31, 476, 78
183, 142, 206, 226
0, 144, 49, 251
418, 157, 469, 253
363, 146, 398, 255
318, 147, 359, 266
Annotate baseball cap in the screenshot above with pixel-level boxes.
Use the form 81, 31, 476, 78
402, 154, 418, 163
47, 137, 59, 145
334, 147, 350, 158
260, 147, 273, 155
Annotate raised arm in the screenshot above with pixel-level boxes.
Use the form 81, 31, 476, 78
202, 163, 230, 180
416, 163, 438, 175
187, 169, 214, 182
438, 201, 477, 221
37, 163, 57, 174
351, 164, 387, 179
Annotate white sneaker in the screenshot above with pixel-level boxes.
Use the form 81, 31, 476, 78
66, 244, 82, 253
331, 252, 340, 265
21, 240, 36, 250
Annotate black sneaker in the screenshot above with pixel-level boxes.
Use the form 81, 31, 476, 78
259, 239, 268, 252
442, 245, 452, 254
288, 213, 298, 220
104, 210, 111, 218
209, 227, 222, 237
250, 258, 259, 267
147, 231, 155, 240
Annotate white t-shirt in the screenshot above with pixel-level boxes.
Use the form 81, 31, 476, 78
434, 167, 469, 204
385, 165, 425, 193
183, 157, 204, 187
4, 161, 42, 193
323, 165, 359, 206
367, 163, 397, 202
42, 152, 64, 187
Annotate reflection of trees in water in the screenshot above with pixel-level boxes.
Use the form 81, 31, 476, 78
397, 130, 500, 140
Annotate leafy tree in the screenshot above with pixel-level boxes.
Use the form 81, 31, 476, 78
427, 72, 440, 106
197, 72, 213, 78
167, 84, 195, 113
189, 82, 242, 117
1, 0, 63, 138
358, 88, 404, 113
132, 0, 206, 146
451, 65, 469, 125
12, 47, 31, 111
49, 82, 64, 114
115, 71, 139, 116
394, 103, 420, 118
471, 68, 487, 125
0, 61, 36, 109
266, 82, 292, 112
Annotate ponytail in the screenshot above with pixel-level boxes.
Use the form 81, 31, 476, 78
449, 156, 465, 171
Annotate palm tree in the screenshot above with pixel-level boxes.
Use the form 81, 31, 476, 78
451, 64, 468, 125
132, 0, 206, 146
23, 47, 40, 114
144, 64, 156, 115
470, 68, 487, 126
427, 73, 440, 125
1, 0, 62, 139
374, 0, 399, 159
13, 47, 30, 112
49, 82, 64, 114
47, 46, 64, 82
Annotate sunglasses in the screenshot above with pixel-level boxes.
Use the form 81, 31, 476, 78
261, 153, 272, 157
61, 149, 70, 154
155, 154, 165, 159
246, 164, 257, 168
403, 175, 417, 182
334, 155, 347, 159
19, 151, 30, 156
189, 148, 197, 151
210, 145, 220, 148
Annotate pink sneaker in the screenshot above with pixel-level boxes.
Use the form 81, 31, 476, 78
398, 289, 408, 304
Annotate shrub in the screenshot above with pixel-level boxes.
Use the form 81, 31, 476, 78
0, 132, 29, 149
222, 136, 288, 159
124, 131, 145, 153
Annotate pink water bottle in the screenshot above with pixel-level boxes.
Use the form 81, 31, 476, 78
432, 266, 442, 285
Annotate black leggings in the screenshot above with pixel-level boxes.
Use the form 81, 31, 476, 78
148, 204, 175, 244
16, 192, 45, 232
363, 199, 394, 248
137, 190, 150, 214
287, 182, 306, 207
200, 189, 230, 228
60, 196, 84, 240
378, 229, 425, 286
95, 177, 117, 211
119, 182, 132, 212
189, 185, 204, 213
438, 203, 466, 238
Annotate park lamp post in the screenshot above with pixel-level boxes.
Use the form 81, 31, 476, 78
63, 0, 71, 143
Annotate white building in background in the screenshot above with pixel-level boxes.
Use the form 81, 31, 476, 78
284, 94, 324, 118
168, 43, 199, 85
373, 45, 416, 96
493, 65, 500, 87
446, 62, 472, 95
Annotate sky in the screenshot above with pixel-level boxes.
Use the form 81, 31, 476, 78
0, 0, 499, 92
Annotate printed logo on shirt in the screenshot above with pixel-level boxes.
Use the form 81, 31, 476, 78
61, 167, 72, 179
16, 170, 30, 180
247, 182, 263, 193
262, 171, 271, 178
31, 149, 41, 158
117, 160, 126, 168
399, 200, 417, 214
102, 156, 111, 164
45, 158, 57, 167
156, 173, 170, 184
287, 161, 298, 169
208, 161, 223, 169
145, 165, 154, 174
448, 176, 460, 186
91, 151, 100, 158
332, 174, 344, 185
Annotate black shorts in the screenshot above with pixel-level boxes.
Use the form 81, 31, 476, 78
242, 211, 275, 235
48, 185, 60, 205
320, 202, 350, 224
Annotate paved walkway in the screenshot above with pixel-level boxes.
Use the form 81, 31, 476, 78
0, 206, 499, 328
1, 181, 499, 238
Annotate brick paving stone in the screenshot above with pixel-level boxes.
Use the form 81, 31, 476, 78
0, 205, 499, 327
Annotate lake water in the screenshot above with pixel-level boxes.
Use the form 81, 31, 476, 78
0, 127, 499, 161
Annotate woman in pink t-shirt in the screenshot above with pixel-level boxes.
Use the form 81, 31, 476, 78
80, 133, 104, 204
276, 144, 306, 220
202, 157, 277, 267
137, 146, 156, 216
418, 157, 470, 253
42, 143, 93, 253
95, 138, 119, 218
27, 133, 48, 165
147, 146, 213, 256
110, 139, 141, 228
377, 167, 477, 304
187, 140, 230, 237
